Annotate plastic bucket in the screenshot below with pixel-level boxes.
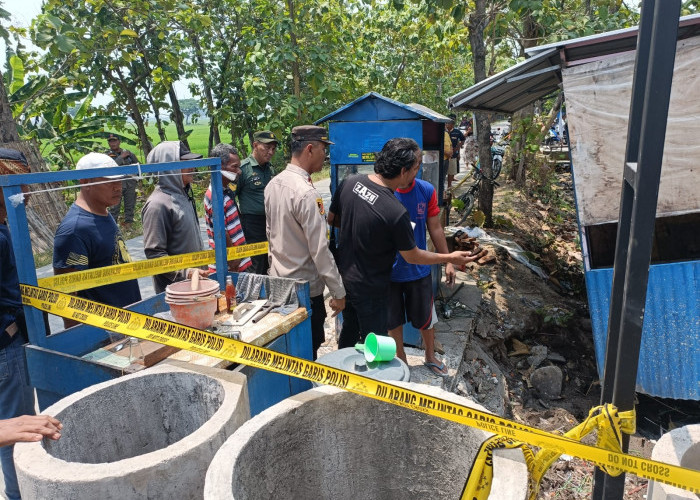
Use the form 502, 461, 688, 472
363, 333, 396, 362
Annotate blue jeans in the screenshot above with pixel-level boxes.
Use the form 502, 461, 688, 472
337, 292, 388, 349
0, 334, 35, 500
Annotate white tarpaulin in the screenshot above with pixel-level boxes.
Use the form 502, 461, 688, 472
562, 36, 700, 226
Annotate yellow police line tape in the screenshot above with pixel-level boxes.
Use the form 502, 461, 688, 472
464, 403, 636, 499
36, 242, 269, 293
19, 284, 700, 498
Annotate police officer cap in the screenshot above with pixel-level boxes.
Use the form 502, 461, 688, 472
291, 125, 334, 145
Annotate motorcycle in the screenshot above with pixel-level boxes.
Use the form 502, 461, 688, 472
544, 126, 568, 146
473, 143, 505, 180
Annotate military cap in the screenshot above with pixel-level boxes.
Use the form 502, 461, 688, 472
253, 131, 279, 144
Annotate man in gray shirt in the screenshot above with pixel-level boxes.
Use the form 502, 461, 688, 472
142, 141, 205, 294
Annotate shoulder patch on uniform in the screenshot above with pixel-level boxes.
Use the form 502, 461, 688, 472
65, 252, 88, 267
316, 198, 325, 216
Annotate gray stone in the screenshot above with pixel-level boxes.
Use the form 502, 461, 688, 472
527, 345, 548, 369
459, 340, 509, 416
205, 384, 528, 500
547, 351, 566, 363
530, 366, 563, 400
14, 362, 249, 500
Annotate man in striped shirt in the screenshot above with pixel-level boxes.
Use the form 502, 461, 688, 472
204, 144, 252, 274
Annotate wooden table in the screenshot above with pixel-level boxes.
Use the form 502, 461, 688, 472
167, 307, 308, 368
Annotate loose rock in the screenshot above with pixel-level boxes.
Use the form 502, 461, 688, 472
530, 366, 563, 400
527, 345, 548, 369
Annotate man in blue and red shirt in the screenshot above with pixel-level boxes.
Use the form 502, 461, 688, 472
388, 176, 456, 377
204, 143, 252, 274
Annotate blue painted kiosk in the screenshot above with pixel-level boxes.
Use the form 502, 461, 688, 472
1, 158, 312, 415
316, 92, 451, 346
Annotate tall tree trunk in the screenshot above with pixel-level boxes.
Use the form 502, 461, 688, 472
510, 10, 541, 187
168, 85, 190, 149
189, 34, 220, 150
0, 72, 66, 251
0, 72, 18, 143
286, 0, 302, 120
392, 54, 408, 91
140, 82, 166, 142
541, 92, 564, 136
469, 0, 494, 227
124, 85, 152, 158
107, 69, 152, 157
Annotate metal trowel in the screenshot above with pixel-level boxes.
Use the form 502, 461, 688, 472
228, 299, 267, 326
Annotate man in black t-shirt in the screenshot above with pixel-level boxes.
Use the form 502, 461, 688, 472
328, 138, 475, 348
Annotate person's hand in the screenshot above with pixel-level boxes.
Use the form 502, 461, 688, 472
329, 297, 345, 317
445, 262, 456, 286
227, 259, 242, 272
447, 250, 478, 268
185, 268, 211, 279
0, 415, 62, 447
119, 150, 131, 159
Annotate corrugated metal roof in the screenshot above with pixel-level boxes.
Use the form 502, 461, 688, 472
316, 92, 452, 124
448, 13, 700, 113
406, 102, 451, 122
527, 12, 700, 64
587, 261, 700, 400
448, 48, 561, 113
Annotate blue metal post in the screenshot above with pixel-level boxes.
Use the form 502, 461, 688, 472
207, 158, 229, 289
2, 185, 48, 346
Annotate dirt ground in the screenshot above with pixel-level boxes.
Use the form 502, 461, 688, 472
447, 169, 653, 499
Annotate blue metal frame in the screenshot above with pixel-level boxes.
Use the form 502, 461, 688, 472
1, 158, 313, 411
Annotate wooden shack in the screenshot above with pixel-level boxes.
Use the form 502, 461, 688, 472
448, 15, 700, 399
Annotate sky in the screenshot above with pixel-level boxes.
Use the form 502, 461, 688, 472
2, 0, 194, 106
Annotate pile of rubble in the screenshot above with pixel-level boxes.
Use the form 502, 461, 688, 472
453, 231, 496, 265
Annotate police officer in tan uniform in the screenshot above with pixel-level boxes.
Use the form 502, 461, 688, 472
264, 126, 345, 359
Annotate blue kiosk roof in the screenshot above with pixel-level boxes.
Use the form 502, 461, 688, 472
316, 92, 451, 124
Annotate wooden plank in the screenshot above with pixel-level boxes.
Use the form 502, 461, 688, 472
95, 338, 180, 368
166, 307, 308, 368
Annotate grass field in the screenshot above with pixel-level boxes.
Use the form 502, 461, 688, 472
113, 122, 333, 181
111, 122, 214, 162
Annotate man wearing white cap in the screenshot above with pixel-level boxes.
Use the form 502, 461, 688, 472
53, 152, 141, 328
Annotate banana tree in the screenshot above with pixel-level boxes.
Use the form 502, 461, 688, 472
6, 55, 125, 168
